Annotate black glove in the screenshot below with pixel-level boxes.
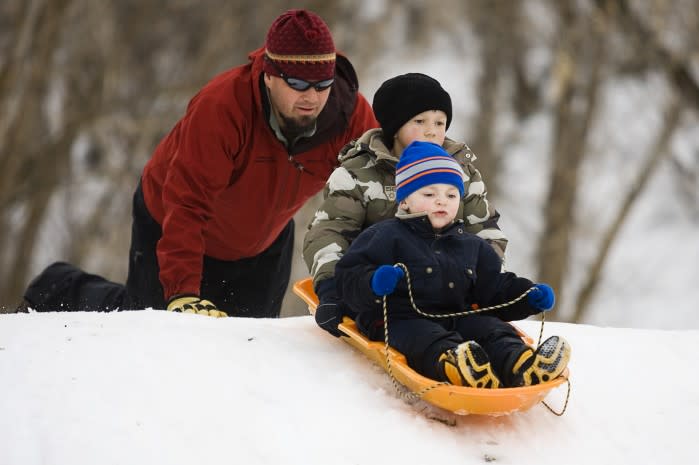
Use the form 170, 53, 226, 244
314, 278, 344, 337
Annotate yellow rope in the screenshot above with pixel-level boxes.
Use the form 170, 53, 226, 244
380, 262, 570, 415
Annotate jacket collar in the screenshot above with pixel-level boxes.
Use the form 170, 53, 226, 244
339, 129, 477, 167
395, 210, 465, 237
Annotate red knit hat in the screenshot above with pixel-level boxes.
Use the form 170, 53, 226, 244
263, 9, 336, 82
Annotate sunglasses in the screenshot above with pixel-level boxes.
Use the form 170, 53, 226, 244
266, 58, 334, 92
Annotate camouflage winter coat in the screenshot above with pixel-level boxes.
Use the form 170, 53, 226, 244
302, 128, 508, 291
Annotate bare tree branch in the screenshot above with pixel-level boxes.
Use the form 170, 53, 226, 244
597, 0, 699, 111
536, 2, 608, 315
573, 96, 683, 322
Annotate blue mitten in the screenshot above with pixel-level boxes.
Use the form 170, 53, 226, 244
371, 265, 405, 296
527, 284, 555, 311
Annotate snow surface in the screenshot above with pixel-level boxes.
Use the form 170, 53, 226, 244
2, 310, 697, 465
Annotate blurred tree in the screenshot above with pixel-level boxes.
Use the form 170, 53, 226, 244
1, 0, 697, 325
536, 0, 608, 312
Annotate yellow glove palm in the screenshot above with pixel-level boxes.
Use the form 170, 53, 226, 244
166, 295, 228, 318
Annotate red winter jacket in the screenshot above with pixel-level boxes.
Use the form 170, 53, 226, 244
141, 47, 378, 300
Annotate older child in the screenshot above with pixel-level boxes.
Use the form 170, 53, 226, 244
334, 141, 571, 388
304, 73, 507, 337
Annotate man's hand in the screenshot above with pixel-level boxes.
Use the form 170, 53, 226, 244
167, 295, 228, 318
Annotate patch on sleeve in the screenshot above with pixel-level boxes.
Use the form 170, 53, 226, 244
384, 185, 396, 202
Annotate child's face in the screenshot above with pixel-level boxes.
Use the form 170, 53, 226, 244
400, 183, 460, 230
392, 110, 448, 155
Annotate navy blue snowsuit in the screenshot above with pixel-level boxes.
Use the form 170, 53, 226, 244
335, 214, 542, 385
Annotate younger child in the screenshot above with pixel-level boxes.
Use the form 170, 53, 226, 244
334, 141, 571, 388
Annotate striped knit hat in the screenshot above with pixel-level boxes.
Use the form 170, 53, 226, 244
263, 9, 336, 81
395, 141, 465, 202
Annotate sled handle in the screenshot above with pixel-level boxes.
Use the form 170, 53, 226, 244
292, 278, 319, 313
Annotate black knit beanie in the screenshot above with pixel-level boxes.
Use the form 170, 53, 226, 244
372, 73, 452, 149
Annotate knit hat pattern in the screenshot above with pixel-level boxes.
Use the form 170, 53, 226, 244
395, 141, 465, 202
264, 9, 336, 82
372, 73, 452, 149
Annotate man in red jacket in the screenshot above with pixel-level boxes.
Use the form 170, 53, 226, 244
18, 9, 378, 318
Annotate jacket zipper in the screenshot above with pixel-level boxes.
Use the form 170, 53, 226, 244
286, 154, 305, 210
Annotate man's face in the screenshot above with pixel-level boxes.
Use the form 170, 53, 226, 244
264, 73, 332, 135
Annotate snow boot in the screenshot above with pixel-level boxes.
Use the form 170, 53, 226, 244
438, 340, 501, 389
511, 335, 571, 386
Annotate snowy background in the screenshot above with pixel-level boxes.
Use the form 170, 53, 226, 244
2, 1, 697, 328
1, 311, 697, 465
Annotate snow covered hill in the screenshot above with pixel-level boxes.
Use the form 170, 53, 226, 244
1, 311, 697, 465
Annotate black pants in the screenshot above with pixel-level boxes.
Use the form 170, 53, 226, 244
23, 183, 294, 318
359, 314, 529, 386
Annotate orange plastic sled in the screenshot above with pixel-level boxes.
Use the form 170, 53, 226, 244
293, 277, 569, 416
